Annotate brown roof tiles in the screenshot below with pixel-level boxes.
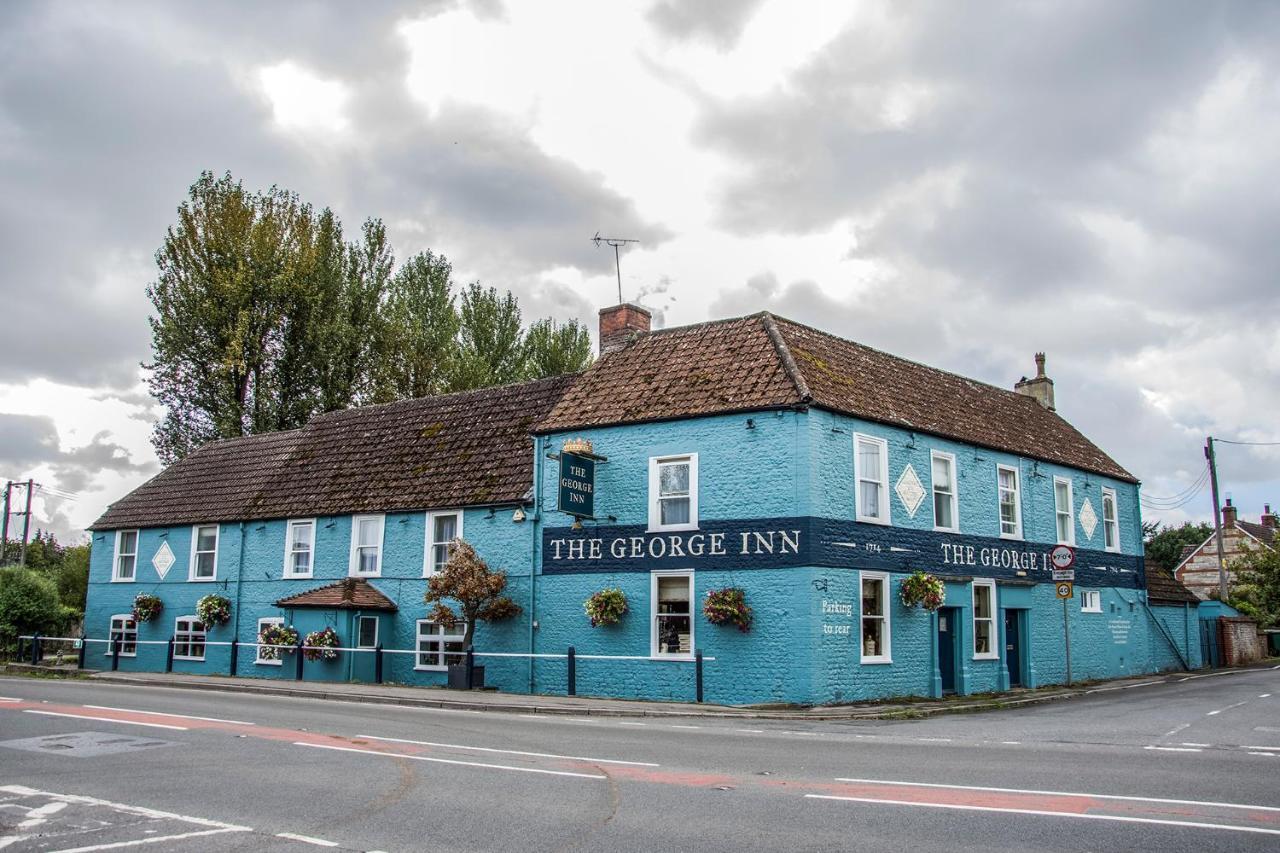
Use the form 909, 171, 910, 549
275, 578, 397, 611
1145, 568, 1200, 606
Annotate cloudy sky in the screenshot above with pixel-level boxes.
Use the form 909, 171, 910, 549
2, 0, 1277, 543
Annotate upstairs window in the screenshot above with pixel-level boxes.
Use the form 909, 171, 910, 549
1054, 477, 1075, 545
173, 617, 206, 661
113, 530, 138, 582
997, 465, 1021, 539
189, 524, 219, 581
855, 434, 890, 525
931, 451, 958, 532
425, 511, 463, 576
106, 615, 137, 657
284, 520, 315, 578
649, 455, 698, 531
1102, 488, 1120, 553
349, 515, 384, 577
860, 572, 891, 663
652, 572, 693, 658
972, 580, 998, 659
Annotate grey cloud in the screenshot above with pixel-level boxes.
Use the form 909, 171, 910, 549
0, 414, 154, 489
645, 0, 767, 49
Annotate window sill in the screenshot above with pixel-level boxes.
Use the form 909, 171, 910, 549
1082, 608, 1103, 614
649, 655, 695, 662
933, 525, 959, 534
414, 665, 446, 672
188, 576, 218, 583
254, 660, 283, 667
283, 573, 314, 580
999, 532, 1023, 541
173, 656, 205, 662
973, 654, 1000, 661
646, 523, 699, 534
1104, 547, 1121, 555
103, 653, 137, 658
109, 577, 136, 583
349, 572, 382, 579
860, 657, 892, 665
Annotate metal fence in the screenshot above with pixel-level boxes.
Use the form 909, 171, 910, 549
1199, 618, 1221, 668
16, 634, 715, 702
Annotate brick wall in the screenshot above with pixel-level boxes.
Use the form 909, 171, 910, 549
1219, 616, 1265, 666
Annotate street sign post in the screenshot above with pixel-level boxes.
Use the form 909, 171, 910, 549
1049, 544, 1076, 570
1053, 567, 1075, 582
1056, 580, 1074, 686
1056, 581, 1074, 599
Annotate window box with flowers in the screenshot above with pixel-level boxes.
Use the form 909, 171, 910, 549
257, 623, 299, 661
702, 587, 753, 632
132, 593, 163, 623
899, 571, 945, 612
195, 594, 232, 628
302, 626, 340, 662
584, 588, 628, 627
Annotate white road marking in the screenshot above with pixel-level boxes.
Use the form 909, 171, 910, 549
1247, 752, 1278, 757
0, 697, 22, 703
1207, 701, 1248, 716
1162, 723, 1190, 737
16, 800, 67, 829
617, 721, 647, 726
735, 729, 765, 734
1180, 743, 1211, 747
669, 725, 700, 730
1260, 694, 1272, 699
295, 741, 607, 780
22, 710, 187, 731
356, 733, 659, 767
912, 737, 952, 742
805, 794, 1280, 836
1241, 745, 1280, 750
1087, 680, 1161, 693
276, 832, 339, 847
1145, 746, 1202, 753
44, 827, 247, 851
829, 778, 1280, 813
82, 705, 254, 726
1000, 741, 1021, 745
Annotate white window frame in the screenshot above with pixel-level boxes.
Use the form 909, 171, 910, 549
415, 619, 468, 671
1101, 487, 1120, 553
1081, 590, 1102, 613
648, 454, 699, 532
997, 464, 1022, 540
112, 530, 138, 582
283, 519, 316, 579
1054, 476, 1075, 546
650, 570, 695, 659
188, 524, 219, 582
972, 579, 999, 660
854, 434, 891, 525
356, 615, 379, 649
423, 510, 464, 577
930, 450, 959, 533
255, 616, 284, 665
173, 616, 206, 661
349, 514, 385, 577
105, 614, 137, 657
859, 570, 892, 664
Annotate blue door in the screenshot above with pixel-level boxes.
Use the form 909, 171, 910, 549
938, 608, 958, 694
1004, 610, 1023, 687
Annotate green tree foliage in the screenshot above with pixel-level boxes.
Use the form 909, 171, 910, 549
1226, 544, 1280, 627
147, 172, 595, 462
1143, 521, 1213, 574
1, 532, 90, 617
0, 566, 72, 656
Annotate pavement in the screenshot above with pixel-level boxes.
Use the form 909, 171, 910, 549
4, 659, 1276, 720
0, 664, 1278, 851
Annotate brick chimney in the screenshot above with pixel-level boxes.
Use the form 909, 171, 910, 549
1221, 497, 1237, 528
1014, 352, 1055, 411
1261, 503, 1277, 530
598, 303, 651, 355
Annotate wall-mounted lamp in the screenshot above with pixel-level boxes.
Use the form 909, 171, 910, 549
486, 508, 497, 519
512, 507, 526, 523
745, 418, 755, 430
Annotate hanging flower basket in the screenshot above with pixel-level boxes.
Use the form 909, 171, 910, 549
584, 588, 628, 627
195, 594, 232, 628
302, 626, 340, 662
703, 587, 753, 632
132, 593, 163, 623
899, 570, 945, 612
258, 623, 299, 661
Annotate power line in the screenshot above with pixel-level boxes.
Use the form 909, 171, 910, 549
1214, 438, 1280, 447
1140, 464, 1209, 504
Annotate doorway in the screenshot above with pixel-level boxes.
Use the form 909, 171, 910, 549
1004, 610, 1023, 688
938, 607, 959, 694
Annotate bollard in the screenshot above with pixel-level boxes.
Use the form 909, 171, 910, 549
30, 633, 41, 665
567, 646, 576, 696
295, 639, 305, 680
165, 637, 175, 673
229, 639, 238, 676
695, 648, 704, 704
465, 646, 475, 690
77, 638, 87, 670
111, 633, 121, 672
374, 643, 383, 684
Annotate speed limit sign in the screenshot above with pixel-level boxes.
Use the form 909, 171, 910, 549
1056, 581, 1074, 599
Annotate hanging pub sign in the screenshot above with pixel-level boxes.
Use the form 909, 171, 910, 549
557, 439, 596, 519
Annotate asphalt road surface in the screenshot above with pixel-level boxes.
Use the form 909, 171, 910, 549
1, 665, 1278, 852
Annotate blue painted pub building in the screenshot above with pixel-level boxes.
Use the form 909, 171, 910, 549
87, 305, 1201, 705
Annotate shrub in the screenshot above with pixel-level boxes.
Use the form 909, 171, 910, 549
584, 588, 628, 627
703, 587, 753, 632
0, 566, 68, 656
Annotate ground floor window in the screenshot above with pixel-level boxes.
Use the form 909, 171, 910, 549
1080, 590, 1102, 613
416, 620, 466, 670
256, 617, 284, 665
860, 572, 890, 663
173, 617, 206, 661
972, 579, 998, 659
106, 615, 137, 656
652, 572, 693, 657
357, 615, 379, 649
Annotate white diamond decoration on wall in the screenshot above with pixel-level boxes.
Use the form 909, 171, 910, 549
1079, 498, 1098, 541
151, 541, 175, 579
895, 464, 926, 518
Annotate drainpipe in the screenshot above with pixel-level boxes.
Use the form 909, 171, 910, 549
528, 434, 543, 693
232, 523, 246, 658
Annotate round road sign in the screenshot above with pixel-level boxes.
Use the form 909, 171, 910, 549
1056, 581, 1074, 599
1049, 544, 1076, 570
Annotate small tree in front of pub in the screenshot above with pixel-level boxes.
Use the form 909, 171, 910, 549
423, 539, 521, 655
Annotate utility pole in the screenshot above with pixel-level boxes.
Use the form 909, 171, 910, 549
18, 479, 33, 567
1, 481, 11, 564
1204, 437, 1228, 598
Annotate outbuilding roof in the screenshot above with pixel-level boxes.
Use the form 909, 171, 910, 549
1145, 568, 1200, 606
275, 578, 398, 612
91, 375, 575, 529
538, 312, 1136, 483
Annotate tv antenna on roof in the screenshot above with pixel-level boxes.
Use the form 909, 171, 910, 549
592, 232, 639, 303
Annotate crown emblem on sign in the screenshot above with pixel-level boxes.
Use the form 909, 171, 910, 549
562, 437, 593, 455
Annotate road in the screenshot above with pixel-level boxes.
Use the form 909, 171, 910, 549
1, 666, 1278, 852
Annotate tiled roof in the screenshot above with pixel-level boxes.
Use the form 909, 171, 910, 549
539, 312, 1135, 483
1237, 521, 1276, 547
275, 578, 397, 611
1145, 568, 1200, 606
91, 375, 574, 529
